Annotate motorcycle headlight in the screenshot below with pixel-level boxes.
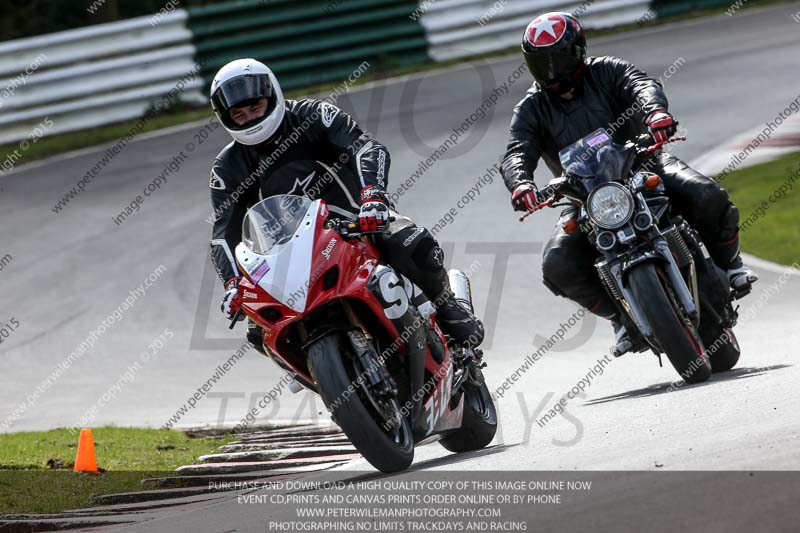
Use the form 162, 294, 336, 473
587, 183, 635, 229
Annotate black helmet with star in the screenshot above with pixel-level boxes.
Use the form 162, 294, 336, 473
522, 12, 587, 95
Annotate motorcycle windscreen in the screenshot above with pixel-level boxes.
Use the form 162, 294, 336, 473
558, 128, 634, 188
235, 195, 319, 313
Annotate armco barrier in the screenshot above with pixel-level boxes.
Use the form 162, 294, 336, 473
419, 0, 652, 62
0, 0, 755, 145
187, 0, 431, 91
653, 0, 738, 17
0, 10, 203, 145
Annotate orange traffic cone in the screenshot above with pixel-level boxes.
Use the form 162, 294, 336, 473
73, 428, 99, 473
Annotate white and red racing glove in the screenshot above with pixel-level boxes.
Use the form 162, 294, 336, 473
646, 110, 677, 144
221, 277, 245, 321
358, 186, 390, 232
511, 182, 544, 212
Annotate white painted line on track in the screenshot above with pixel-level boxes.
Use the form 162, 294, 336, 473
742, 253, 800, 275
0, 117, 214, 179
692, 115, 800, 177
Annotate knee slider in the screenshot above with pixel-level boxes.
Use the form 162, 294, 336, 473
691, 184, 732, 237
392, 225, 441, 273
720, 203, 740, 230
541, 246, 590, 297
542, 247, 573, 286
542, 277, 566, 297
717, 203, 740, 241
415, 239, 444, 273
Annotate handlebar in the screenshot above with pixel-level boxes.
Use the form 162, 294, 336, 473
517, 192, 561, 221
330, 217, 395, 239
639, 135, 686, 155
228, 214, 396, 329
517, 135, 687, 222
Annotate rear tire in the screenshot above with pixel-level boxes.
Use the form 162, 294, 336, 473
702, 326, 741, 373
628, 263, 712, 384
308, 333, 413, 473
439, 382, 497, 453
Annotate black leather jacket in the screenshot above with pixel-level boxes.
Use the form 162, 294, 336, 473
501, 56, 668, 191
209, 98, 390, 283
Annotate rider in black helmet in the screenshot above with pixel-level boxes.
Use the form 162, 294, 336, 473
521, 11, 588, 96
502, 12, 757, 354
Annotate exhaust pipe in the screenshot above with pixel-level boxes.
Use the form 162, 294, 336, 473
448, 269, 474, 313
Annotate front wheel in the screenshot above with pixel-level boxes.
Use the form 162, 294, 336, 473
308, 333, 413, 473
627, 263, 712, 384
439, 381, 497, 453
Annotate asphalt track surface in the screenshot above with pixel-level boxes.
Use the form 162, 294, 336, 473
1, 3, 800, 530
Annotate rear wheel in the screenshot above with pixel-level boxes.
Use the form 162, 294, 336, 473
702, 326, 740, 373
439, 379, 497, 453
308, 333, 413, 473
628, 263, 711, 384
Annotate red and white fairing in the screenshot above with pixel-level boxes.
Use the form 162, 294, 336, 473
236, 200, 325, 313
234, 195, 464, 439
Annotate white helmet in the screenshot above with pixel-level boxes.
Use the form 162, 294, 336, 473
210, 59, 285, 146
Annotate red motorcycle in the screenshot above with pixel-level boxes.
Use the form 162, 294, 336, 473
232, 195, 496, 472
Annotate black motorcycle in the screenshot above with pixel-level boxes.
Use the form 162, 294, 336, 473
522, 129, 744, 383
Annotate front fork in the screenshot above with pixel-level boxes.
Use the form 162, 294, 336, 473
366, 266, 428, 426
604, 235, 699, 349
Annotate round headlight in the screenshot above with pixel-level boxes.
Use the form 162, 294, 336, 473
587, 183, 634, 229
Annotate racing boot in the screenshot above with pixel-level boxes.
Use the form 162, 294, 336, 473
708, 206, 758, 297
610, 315, 646, 357
727, 261, 759, 298
611, 320, 634, 357
433, 286, 485, 348
580, 296, 634, 356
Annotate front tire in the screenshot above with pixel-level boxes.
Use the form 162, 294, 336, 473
439, 381, 497, 453
628, 263, 712, 384
308, 333, 413, 473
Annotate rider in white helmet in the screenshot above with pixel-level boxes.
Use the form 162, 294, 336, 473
208, 59, 484, 354
210, 59, 285, 145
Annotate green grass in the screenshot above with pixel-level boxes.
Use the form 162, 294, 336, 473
0, 427, 233, 515
0, 0, 794, 167
722, 151, 800, 265
0, 107, 214, 167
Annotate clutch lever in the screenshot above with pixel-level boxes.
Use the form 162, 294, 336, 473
337, 216, 395, 239
517, 185, 561, 222
642, 135, 687, 155
518, 196, 559, 221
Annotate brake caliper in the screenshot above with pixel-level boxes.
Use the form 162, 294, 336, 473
346, 330, 397, 398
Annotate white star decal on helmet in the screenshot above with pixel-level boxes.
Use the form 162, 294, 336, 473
532, 17, 559, 41
527, 14, 567, 47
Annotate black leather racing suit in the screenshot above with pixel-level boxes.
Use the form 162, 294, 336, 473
210, 98, 483, 345
501, 56, 741, 319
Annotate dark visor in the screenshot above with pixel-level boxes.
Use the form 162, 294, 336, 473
212, 74, 276, 130
213, 74, 272, 109
525, 49, 580, 86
